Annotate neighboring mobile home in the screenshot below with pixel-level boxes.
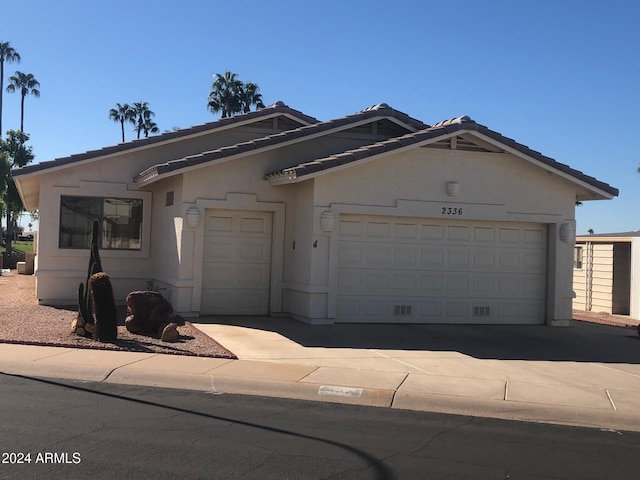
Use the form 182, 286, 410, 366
12, 102, 618, 325
573, 232, 640, 320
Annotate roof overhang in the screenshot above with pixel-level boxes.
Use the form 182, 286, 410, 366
12, 174, 40, 212
133, 114, 414, 188
266, 120, 618, 202
462, 130, 617, 201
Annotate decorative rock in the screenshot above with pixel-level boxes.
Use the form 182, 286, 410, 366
160, 323, 179, 343
125, 291, 184, 341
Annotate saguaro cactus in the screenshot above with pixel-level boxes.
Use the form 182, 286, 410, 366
89, 272, 118, 342
77, 219, 102, 326
72, 219, 105, 337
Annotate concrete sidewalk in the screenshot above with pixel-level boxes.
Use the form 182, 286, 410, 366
1, 317, 640, 433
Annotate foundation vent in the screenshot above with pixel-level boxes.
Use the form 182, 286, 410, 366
473, 305, 491, 317
394, 305, 413, 316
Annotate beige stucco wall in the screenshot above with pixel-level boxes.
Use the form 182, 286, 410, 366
307, 148, 578, 325
31, 126, 587, 326
35, 158, 154, 304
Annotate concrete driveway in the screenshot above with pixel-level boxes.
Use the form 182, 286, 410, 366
194, 317, 640, 431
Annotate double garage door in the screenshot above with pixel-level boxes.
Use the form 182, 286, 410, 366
337, 215, 547, 324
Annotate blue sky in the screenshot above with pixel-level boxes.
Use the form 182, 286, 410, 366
4, 0, 639, 234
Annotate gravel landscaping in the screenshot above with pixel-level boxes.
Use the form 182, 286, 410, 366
0, 270, 237, 359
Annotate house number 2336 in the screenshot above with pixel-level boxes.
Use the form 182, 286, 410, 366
441, 207, 463, 215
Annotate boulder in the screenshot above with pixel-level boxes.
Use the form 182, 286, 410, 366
125, 291, 184, 342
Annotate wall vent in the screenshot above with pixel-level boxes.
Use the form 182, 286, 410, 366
394, 305, 413, 316
473, 305, 491, 317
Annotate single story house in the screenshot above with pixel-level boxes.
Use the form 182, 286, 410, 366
12, 102, 618, 325
573, 232, 640, 319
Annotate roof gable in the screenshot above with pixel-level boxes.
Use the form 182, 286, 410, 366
265, 116, 618, 200
133, 103, 429, 186
12, 101, 318, 178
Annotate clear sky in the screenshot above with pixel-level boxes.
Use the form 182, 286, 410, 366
3, 0, 639, 235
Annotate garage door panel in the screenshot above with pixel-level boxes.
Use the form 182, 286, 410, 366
472, 276, 496, 295
421, 249, 444, 266
447, 226, 470, 241
395, 223, 418, 239
421, 224, 444, 240
447, 250, 471, 268
365, 246, 391, 265
473, 227, 495, 242
498, 228, 520, 243
337, 215, 547, 324
419, 275, 443, 293
201, 210, 272, 315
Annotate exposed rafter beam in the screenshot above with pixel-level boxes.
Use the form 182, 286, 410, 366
458, 132, 503, 152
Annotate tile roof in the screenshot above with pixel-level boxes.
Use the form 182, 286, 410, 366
11, 101, 319, 177
265, 116, 619, 198
134, 103, 429, 185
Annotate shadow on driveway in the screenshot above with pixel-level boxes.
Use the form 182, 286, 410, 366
201, 316, 640, 364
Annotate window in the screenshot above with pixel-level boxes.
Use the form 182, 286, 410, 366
573, 246, 583, 269
59, 196, 143, 250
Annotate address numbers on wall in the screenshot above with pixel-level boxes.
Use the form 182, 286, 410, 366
441, 207, 464, 216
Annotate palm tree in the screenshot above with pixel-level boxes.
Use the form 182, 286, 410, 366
108, 103, 135, 143
142, 117, 159, 137
132, 102, 155, 139
5, 71, 39, 133
0, 42, 20, 138
208, 71, 243, 118
239, 82, 265, 113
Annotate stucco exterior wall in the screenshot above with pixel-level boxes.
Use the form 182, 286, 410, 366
308, 148, 578, 325
35, 159, 153, 304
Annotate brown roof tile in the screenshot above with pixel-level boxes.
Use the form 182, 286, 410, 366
12, 102, 319, 177
132, 103, 429, 184
265, 116, 619, 198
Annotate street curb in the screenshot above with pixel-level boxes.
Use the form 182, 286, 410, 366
392, 391, 640, 432
104, 367, 396, 408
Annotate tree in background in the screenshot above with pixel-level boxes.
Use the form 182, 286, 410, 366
0, 42, 20, 139
109, 102, 135, 143
142, 117, 159, 138
0, 130, 34, 254
132, 102, 155, 139
208, 71, 244, 118
239, 82, 265, 113
5, 71, 40, 133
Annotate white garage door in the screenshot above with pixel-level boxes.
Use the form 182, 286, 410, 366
337, 215, 547, 324
201, 210, 272, 315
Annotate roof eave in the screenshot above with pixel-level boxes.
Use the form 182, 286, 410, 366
136, 113, 420, 187
465, 130, 618, 201
267, 130, 461, 185
12, 174, 40, 211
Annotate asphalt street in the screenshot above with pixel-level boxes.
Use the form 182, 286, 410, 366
1, 372, 639, 480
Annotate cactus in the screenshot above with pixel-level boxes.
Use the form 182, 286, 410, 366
77, 219, 103, 328
89, 272, 118, 342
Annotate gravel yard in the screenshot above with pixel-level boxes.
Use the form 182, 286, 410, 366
0, 270, 236, 359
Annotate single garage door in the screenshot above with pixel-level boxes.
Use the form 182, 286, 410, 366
337, 215, 547, 324
201, 209, 272, 315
